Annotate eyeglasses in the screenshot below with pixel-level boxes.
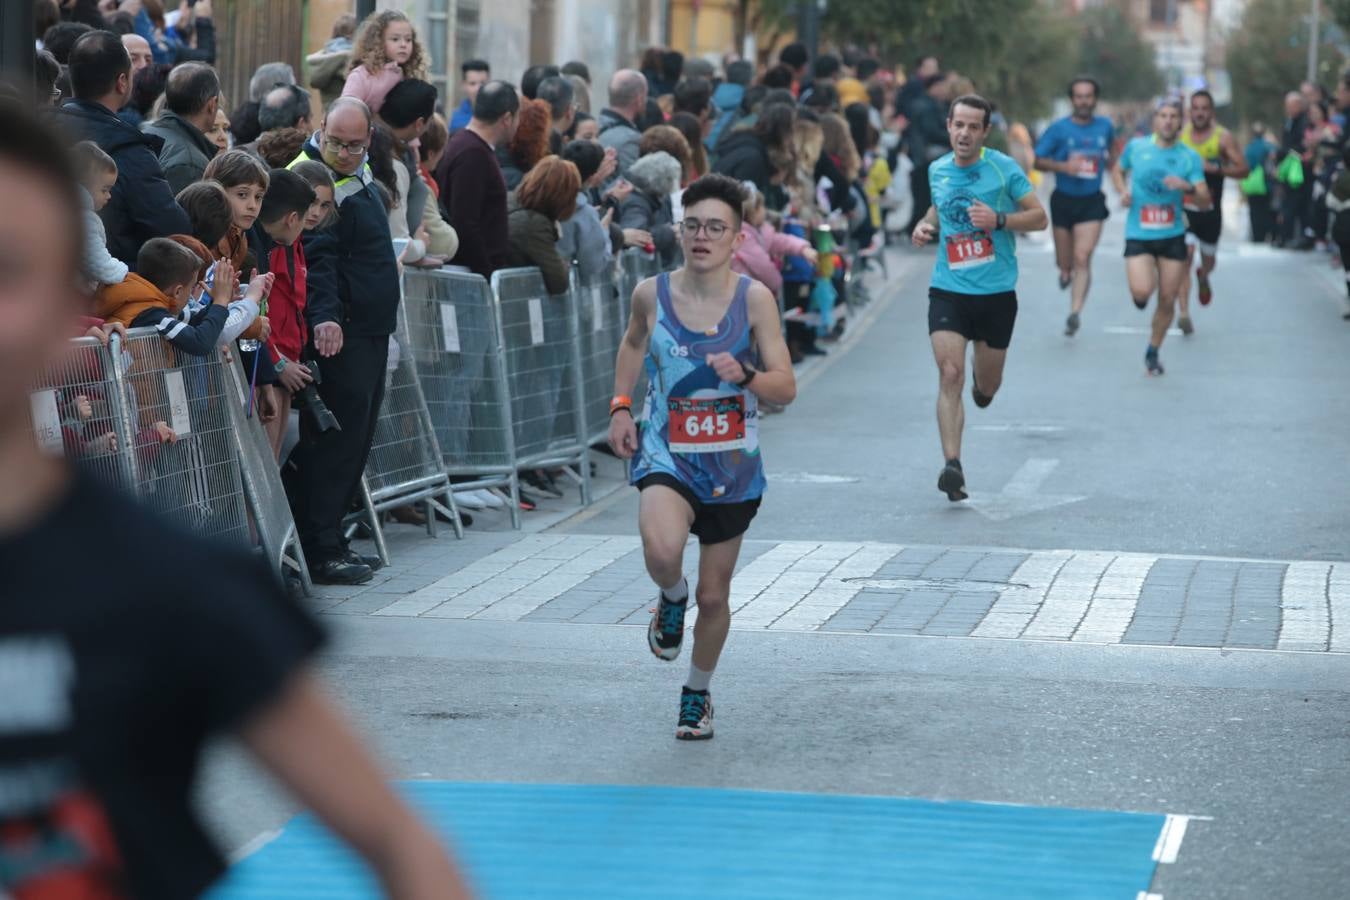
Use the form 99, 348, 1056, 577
324, 136, 369, 156
678, 218, 731, 239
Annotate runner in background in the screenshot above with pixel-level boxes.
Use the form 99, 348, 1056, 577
1035, 77, 1115, 337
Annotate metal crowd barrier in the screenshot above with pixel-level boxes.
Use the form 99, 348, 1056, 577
354, 293, 464, 567
491, 267, 591, 509
29, 329, 310, 593
573, 261, 626, 445
403, 267, 523, 527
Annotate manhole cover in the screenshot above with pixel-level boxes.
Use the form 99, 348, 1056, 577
842, 577, 1028, 592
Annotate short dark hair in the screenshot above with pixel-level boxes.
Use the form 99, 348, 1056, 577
521, 64, 561, 101
949, 93, 993, 128
259, 168, 317, 225
536, 76, 575, 123
1190, 89, 1215, 107
175, 180, 234, 247
674, 77, 713, 117
68, 30, 130, 100
203, 149, 270, 190
801, 83, 838, 112
561, 60, 591, 83
680, 173, 746, 226
105, 11, 136, 35
129, 62, 171, 116
1068, 76, 1100, 99
164, 62, 220, 117
761, 65, 794, 90
43, 22, 93, 65
381, 78, 437, 128
856, 58, 881, 81
779, 42, 808, 71
258, 83, 311, 131
726, 60, 754, 87
660, 50, 685, 87
461, 58, 490, 78
137, 238, 202, 292
0, 101, 84, 268
419, 113, 449, 161
331, 13, 357, 40
813, 54, 841, 80
474, 80, 520, 124
561, 139, 605, 183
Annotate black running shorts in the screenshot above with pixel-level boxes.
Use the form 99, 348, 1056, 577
1050, 190, 1109, 230
637, 473, 762, 546
1123, 235, 1188, 261
927, 287, 1018, 350
1184, 208, 1222, 250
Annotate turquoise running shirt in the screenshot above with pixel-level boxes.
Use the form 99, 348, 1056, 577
928, 148, 1034, 295
1119, 135, 1204, 241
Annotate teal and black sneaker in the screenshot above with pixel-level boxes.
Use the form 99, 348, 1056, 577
648, 591, 687, 661
676, 687, 714, 741
1145, 347, 1165, 377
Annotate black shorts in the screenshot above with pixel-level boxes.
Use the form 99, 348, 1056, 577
1050, 190, 1109, 229
637, 473, 761, 546
1184, 208, 1223, 250
1123, 235, 1189, 261
927, 287, 1018, 350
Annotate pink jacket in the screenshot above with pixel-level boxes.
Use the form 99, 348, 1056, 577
341, 61, 403, 114
731, 222, 811, 295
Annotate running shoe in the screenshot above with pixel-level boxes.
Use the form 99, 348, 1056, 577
648, 590, 688, 661
1178, 315, 1194, 336
1058, 272, 1071, 290
938, 464, 968, 502
1196, 269, 1212, 306
676, 687, 714, 741
1065, 312, 1080, 337
1145, 349, 1165, 376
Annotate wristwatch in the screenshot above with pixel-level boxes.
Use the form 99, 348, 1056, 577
737, 363, 757, 387
996, 212, 1007, 230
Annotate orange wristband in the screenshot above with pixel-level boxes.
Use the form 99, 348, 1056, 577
609, 395, 633, 416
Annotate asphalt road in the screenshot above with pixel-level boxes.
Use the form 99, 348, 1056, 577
201, 211, 1350, 899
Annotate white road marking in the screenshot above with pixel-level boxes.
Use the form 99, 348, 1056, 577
966, 458, 1087, 523
970, 424, 1066, 433
1102, 325, 1185, 336
1327, 564, 1350, 652
767, 472, 861, 484
1278, 562, 1332, 651
1152, 814, 1192, 864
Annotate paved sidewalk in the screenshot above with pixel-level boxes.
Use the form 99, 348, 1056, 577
315, 530, 1350, 653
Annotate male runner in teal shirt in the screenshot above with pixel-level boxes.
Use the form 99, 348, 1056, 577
913, 93, 1048, 501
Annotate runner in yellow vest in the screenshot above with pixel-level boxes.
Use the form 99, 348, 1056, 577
1176, 90, 1248, 334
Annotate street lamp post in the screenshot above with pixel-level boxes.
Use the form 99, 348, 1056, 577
1308, 0, 1320, 83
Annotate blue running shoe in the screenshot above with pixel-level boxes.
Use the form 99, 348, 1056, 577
676, 687, 714, 740
648, 591, 687, 661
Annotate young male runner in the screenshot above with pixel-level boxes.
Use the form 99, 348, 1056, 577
1111, 99, 1211, 376
1035, 76, 1115, 336
1175, 89, 1248, 334
913, 94, 1048, 502
609, 173, 796, 741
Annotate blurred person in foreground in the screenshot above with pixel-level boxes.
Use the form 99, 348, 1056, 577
0, 99, 471, 900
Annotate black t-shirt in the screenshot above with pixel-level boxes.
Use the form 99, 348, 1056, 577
0, 473, 324, 899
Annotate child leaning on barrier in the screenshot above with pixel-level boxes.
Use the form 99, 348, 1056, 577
70, 140, 129, 287
247, 168, 318, 459
95, 238, 232, 357
731, 181, 818, 296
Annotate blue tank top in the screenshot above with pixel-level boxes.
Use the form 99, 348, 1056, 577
629, 272, 766, 504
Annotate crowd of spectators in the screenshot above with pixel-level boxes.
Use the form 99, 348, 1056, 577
24, 0, 988, 584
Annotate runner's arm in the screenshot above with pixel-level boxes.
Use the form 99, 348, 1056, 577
1111, 161, 1131, 205
242, 672, 473, 899
1189, 179, 1212, 211
1220, 132, 1250, 180
742, 282, 797, 406
1004, 192, 1048, 232
1034, 155, 1071, 174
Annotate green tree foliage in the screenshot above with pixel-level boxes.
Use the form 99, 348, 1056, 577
1076, 5, 1164, 101
1228, 0, 1345, 126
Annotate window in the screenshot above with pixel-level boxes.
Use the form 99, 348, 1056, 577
426, 0, 450, 106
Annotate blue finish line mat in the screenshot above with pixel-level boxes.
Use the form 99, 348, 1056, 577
209, 782, 1168, 899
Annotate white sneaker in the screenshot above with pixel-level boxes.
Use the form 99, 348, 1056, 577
474, 489, 506, 509
453, 490, 486, 510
